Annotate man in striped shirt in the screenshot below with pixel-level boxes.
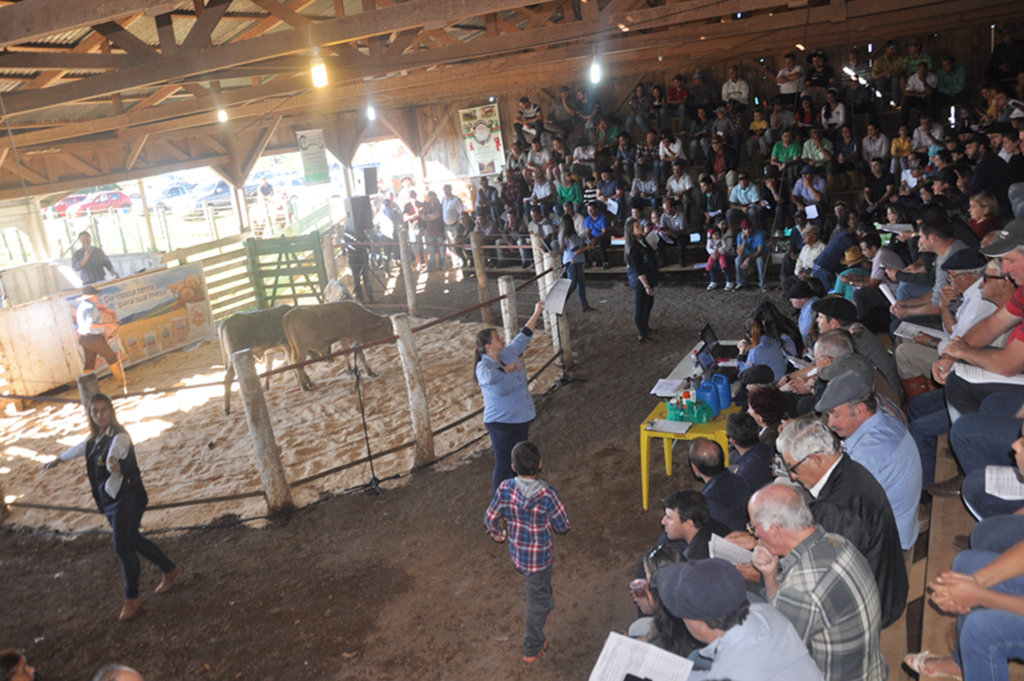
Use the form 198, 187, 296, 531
749, 484, 887, 681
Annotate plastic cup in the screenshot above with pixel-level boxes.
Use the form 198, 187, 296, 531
629, 578, 648, 598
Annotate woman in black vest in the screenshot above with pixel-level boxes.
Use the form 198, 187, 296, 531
624, 217, 659, 343
43, 393, 180, 621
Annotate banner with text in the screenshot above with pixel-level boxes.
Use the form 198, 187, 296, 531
459, 105, 505, 176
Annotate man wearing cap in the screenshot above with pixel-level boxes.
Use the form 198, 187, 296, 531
653, 558, 825, 681
872, 40, 904, 106
804, 50, 835, 109
901, 62, 937, 127
688, 437, 751, 532
72, 231, 117, 286
966, 133, 1011, 217
832, 246, 870, 303
889, 218, 968, 337
698, 174, 727, 228
727, 172, 763, 230
813, 296, 905, 405
789, 279, 822, 348
772, 415, 910, 628
816, 369, 922, 551
748, 485, 887, 681
792, 164, 828, 219
937, 222, 1024, 415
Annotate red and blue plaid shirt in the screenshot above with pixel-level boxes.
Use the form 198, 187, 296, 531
485, 478, 570, 574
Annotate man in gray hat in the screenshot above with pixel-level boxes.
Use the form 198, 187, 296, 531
938, 220, 1024, 416
653, 558, 824, 681
816, 368, 922, 551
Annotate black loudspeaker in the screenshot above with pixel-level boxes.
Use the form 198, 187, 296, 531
362, 167, 378, 195
345, 196, 373, 237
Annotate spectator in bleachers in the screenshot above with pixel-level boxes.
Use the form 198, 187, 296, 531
689, 437, 751, 531
666, 75, 689, 130
705, 223, 735, 290
514, 96, 544, 146
911, 114, 945, 160
689, 106, 713, 162
872, 39, 904, 106
657, 489, 732, 561
776, 52, 804, 109
936, 55, 968, 122
861, 158, 897, 222
556, 173, 582, 216
625, 84, 653, 138
747, 109, 769, 159
901, 61, 938, 126
689, 72, 718, 114
709, 106, 738, 155
550, 137, 567, 177
1004, 132, 1024, 185
804, 50, 836, 109
699, 173, 728, 229
967, 191, 1002, 239
795, 96, 819, 138
989, 121, 1015, 162
812, 223, 860, 290
594, 116, 620, 153
889, 217, 968, 336
727, 172, 764, 229
762, 170, 786, 236
765, 99, 796, 149
735, 219, 768, 291
584, 201, 612, 269
820, 88, 846, 141
545, 86, 576, 142
635, 130, 659, 182
890, 125, 913, 175
850, 232, 901, 322
861, 122, 890, 175
842, 48, 873, 92
726, 412, 774, 491
506, 142, 527, 175
525, 138, 552, 179
664, 161, 695, 208
613, 133, 637, 179
987, 22, 1024, 83
570, 140, 598, 180
596, 167, 625, 220
782, 224, 824, 295
658, 129, 685, 187
574, 88, 599, 139
500, 167, 528, 220
789, 279, 823, 348
722, 65, 750, 112
705, 137, 739, 193
630, 165, 659, 211
834, 124, 861, 178
966, 133, 1012, 216
772, 128, 803, 185
802, 128, 836, 186
475, 177, 500, 224
660, 197, 689, 267
726, 101, 745, 155
747, 384, 789, 449
792, 164, 829, 219
524, 171, 556, 217
832, 246, 870, 303
650, 85, 668, 130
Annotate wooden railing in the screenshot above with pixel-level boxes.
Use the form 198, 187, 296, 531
161, 232, 256, 321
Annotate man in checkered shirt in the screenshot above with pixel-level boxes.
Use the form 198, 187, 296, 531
748, 484, 887, 681
485, 441, 570, 663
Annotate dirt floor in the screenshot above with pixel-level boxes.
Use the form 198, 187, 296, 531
0, 264, 792, 680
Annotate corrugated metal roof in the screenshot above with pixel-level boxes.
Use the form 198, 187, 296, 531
7, 101, 118, 124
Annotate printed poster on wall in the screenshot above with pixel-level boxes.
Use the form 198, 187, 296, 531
64, 264, 215, 369
459, 105, 505, 176
296, 129, 330, 185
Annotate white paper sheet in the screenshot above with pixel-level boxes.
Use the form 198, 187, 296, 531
953, 363, 1024, 386
985, 466, 1024, 500
543, 278, 571, 316
805, 204, 819, 220
647, 419, 693, 435
651, 379, 685, 396
894, 322, 949, 342
589, 632, 694, 681
880, 284, 897, 305
709, 533, 755, 565
606, 199, 619, 216
881, 223, 915, 234
646, 230, 662, 249
787, 355, 811, 369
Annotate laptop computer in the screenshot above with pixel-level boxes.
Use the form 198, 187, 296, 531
700, 323, 740, 360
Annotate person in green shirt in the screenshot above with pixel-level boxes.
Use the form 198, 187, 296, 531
901, 40, 932, 76
557, 174, 583, 212
771, 129, 802, 185
833, 246, 871, 302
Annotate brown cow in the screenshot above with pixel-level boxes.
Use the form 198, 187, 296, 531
282, 302, 393, 391
218, 305, 291, 415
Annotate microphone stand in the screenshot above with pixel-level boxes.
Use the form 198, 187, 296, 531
350, 342, 383, 497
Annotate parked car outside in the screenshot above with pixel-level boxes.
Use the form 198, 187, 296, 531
50, 193, 88, 217
69, 191, 132, 216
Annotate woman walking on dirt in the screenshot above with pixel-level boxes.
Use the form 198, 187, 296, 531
42, 393, 181, 621
474, 301, 545, 490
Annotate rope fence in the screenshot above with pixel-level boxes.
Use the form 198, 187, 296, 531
3, 251, 566, 525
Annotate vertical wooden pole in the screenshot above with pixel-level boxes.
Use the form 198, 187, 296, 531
470, 231, 496, 324
77, 373, 101, 412
390, 315, 435, 469
229, 185, 246, 234
530, 234, 557, 335
233, 350, 294, 514
543, 251, 573, 369
137, 179, 158, 252
396, 225, 418, 316
322, 232, 338, 282
540, 251, 563, 358
498, 275, 518, 345
0, 480, 7, 522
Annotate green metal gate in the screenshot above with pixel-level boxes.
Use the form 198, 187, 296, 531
245, 232, 328, 308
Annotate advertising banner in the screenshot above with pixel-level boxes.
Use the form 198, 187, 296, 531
296, 129, 330, 185
459, 105, 505, 176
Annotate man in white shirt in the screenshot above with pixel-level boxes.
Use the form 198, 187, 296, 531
722, 65, 750, 112
911, 114, 945, 157
843, 232, 902, 326
525, 138, 553, 179
861, 123, 890, 174
441, 184, 464, 244
901, 62, 938, 127
775, 52, 803, 109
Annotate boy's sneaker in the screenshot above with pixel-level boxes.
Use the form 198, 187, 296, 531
707, 282, 718, 290
733, 283, 745, 291
523, 640, 548, 663
724, 282, 735, 291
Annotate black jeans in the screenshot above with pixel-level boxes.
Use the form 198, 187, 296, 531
485, 421, 531, 490
106, 489, 176, 599
631, 281, 655, 338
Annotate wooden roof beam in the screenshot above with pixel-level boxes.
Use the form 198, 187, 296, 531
0, 0, 181, 49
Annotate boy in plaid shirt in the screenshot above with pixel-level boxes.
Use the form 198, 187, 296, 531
484, 441, 571, 663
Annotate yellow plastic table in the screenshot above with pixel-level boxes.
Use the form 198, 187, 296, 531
639, 403, 740, 510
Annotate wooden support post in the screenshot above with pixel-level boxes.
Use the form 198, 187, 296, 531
530, 234, 558, 345
205, 203, 220, 240
470, 231, 496, 325
322, 232, 338, 282
77, 373, 101, 412
396, 225, 418, 317
137, 179, 157, 252
0, 480, 7, 522
498, 275, 517, 345
232, 350, 294, 515
390, 315, 434, 469
543, 251, 573, 370
229, 185, 246, 234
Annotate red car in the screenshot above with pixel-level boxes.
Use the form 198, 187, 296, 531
50, 193, 87, 217
70, 191, 132, 216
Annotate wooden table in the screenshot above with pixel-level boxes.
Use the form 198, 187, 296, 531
639, 402, 740, 510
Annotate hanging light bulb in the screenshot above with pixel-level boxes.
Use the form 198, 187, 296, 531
590, 59, 601, 84
310, 47, 328, 88
795, 43, 806, 51
367, 105, 376, 121
217, 109, 228, 122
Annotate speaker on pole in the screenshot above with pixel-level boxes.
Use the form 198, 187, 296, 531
344, 196, 373, 237
362, 167, 378, 196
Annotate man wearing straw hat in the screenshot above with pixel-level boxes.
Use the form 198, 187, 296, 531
76, 285, 127, 389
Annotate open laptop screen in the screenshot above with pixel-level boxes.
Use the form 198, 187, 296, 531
695, 343, 717, 374
700, 323, 719, 349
